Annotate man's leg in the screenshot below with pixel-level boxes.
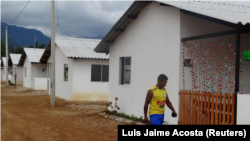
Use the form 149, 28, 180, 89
159, 114, 164, 125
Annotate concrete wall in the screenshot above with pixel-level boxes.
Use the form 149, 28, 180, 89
55, 45, 73, 100
10, 65, 23, 85
23, 58, 32, 88
180, 12, 250, 124
0, 68, 4, 81
237, 94, 250, 124
46, 56, 51, 94
2, 67, 12, 82
2, 68, 6, 81
72, 59, 109, 101
109, 2, 181, 124
34, 64, 47, 90
16, 66, 23, 85
240, 34, 250, 94
180, 12, 234, 92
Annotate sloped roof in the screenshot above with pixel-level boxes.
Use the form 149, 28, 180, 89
18, 48, 45, 65
159, 1, 250, 25
1, 57, 6, 67
40, 37, 109, 63
1, 57, 12, 67
9, 54, 22, 65
94, 1, 250, 53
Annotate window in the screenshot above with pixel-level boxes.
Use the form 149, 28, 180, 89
91, 65, 109, 82
25, 67, 26, 77
184, 59, 191, 67
120, 57, 131, 84
64, 64, 68, 81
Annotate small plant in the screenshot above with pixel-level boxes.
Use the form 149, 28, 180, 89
129, 114, 138, 121
8, 80, 14, 86
106, 97, 120, 112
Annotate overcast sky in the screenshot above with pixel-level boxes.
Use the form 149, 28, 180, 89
1, 1, 133, 38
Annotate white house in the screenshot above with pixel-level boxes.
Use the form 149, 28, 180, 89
0, 60, 4, 81
9, 54, 23, 85
18, 48, 47, 90
40, 37, 109, 101
94, 1, 250, 124
1, 57, 12, 82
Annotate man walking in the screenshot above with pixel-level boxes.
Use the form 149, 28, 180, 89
144, 74, 177, 125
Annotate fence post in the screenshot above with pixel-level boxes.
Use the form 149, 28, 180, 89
227, 94, 231, 125
204, 91, 207, 125
215, 93, 219, 125
182, 90, 185, 125
219, 92, 222, 125
207, 92, 210, 125
179, 90, 182, 125
185, 90, 188, 125
231, 93, 235, 125
188, 90, 191, 125
223, 93, 226, 125
211, 92, 214, 125
191, 90, 194, 125
194, 91, 197, 125
197, 91, 200, 125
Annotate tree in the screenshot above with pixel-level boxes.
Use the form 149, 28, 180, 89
29, 41, 45, 49
1, 39, 5, 57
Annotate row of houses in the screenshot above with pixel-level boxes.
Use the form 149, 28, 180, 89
1, 37, 109, 101
1, 1, 250, 124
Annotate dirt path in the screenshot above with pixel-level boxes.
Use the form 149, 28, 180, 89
1, 82, 126, 141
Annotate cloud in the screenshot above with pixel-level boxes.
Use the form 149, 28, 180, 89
1, 1, 133, 38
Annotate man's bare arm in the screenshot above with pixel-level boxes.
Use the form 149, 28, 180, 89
166, 96, 176, 114
144, 90, 153, 122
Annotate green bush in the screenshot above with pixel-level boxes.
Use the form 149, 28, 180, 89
8, 80, 14, 86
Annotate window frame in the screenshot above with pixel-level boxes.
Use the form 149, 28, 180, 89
91, 64, 109, 82
64, 64, 68, 81
120, 56, 131, 85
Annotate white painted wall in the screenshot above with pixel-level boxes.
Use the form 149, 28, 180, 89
72, 59, 109, 101
240, 34, 250, 94
180, 12, 234, 92
10, 65, 23, 85
2, 67, 12, 82
179, 12, 250, 124
237, 94, 250, 124
23, 58, 32, 88
34, 64, 47, 90
16, 66, 23, 85
3, 67, 6, 81
55, 45, 73, 100
0, 68, 4, 81
109, 2, 181, 124
46, 56, 51, 94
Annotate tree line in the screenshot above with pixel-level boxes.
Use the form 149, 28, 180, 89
1, 39, 46, 57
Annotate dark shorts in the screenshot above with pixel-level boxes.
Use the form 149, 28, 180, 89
150, 114, 164, 125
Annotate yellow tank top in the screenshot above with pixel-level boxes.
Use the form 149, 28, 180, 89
149, 86, 167, 115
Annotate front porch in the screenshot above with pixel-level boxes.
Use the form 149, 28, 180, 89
178, 12, 250, 124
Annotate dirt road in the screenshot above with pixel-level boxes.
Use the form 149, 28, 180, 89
1, 82, 126, 141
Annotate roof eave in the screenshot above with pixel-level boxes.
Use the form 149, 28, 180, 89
94, 1, 152, 53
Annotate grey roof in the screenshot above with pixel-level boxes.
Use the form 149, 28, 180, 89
94, 1, 250, 53
9, 54, 22, 65
160, 1, 250, 25
1, 57, 6, 67
40, 37, 109, 63
18, 48, 45, 65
